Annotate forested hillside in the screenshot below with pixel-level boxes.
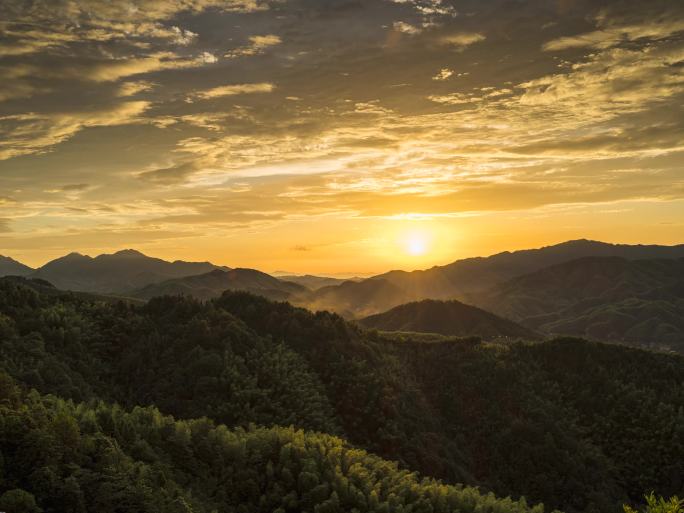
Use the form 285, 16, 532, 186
131, 268, 306, 301
358, 299, 539, 340
0, 373, 540, 513
475, 257, 684, 353
0, 278, 682, 513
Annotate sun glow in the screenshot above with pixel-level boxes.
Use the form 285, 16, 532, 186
403, 231, 430, 256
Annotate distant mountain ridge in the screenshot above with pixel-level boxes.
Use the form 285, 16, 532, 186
272, 273, 357, 290
297, 240, 684, 318
0, 255, 34, 277
132, 268, 306, 301
29, 249, 229, 294
474, 256, 684, 353
300, 276, 411, 318
7, 241, 683, 354
359, 299, 539, 340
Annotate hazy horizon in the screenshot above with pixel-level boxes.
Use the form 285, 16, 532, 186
4, 237, 684, 277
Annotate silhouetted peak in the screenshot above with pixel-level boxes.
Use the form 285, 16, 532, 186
110, 249, 147, 258
62, 252, 89, 260
1, 255, 15, 261
557, 239, 603, 247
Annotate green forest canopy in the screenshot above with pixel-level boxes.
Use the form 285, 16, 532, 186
0, 278, 682, 513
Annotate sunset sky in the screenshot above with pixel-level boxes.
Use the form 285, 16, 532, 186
1, 0, 683, 274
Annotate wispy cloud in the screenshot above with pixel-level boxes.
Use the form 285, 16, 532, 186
544, 19, 684, 51
188, 83, 276, 100
225, 34, 282, 58
439, 32, 486, 49
0, 101, 150, 160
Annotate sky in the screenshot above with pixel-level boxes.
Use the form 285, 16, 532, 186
0, 0, 683, 274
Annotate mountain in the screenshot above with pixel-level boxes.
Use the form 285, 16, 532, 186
475, 256, 684, 353
0, 255, 33, 277
1, 278, 681, 512
359, 299, 540, 340
300, 277, 412, 318
297, 239, 684, 318
272, 273, 353, 290
29, 248, 228, 293
131, 268, 307, 301
0, 275, 145, 304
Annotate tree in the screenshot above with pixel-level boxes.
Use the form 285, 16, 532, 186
625, 494, 683, 513
0, 489, 42, 513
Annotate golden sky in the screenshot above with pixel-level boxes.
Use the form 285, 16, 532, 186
1, 0, 683, 274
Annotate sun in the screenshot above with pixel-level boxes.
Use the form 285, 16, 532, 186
404, 231, 430, 256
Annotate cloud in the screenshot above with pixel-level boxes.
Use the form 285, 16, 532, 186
45, 184, 92, 193
543, 19, 684, 51
393, 21, 422, 35
0, 1, 267, 40
0, 28, 80, 56
169, 26, 198, 46
197, 51, 219, 64
518, 44, 684, 119
428, 92, 481, 104
117, 81, 155, 97
0, 101, 150, 160
85, 52, 216, 82
0, 0, 269, 90
439, 32, 486, 49
0, 52, 221, 93
138, 162, 201, 184
391, 0, 457, 21
225, 34, 282, 58
189, 82, 276, 100
432, 68, 453, 81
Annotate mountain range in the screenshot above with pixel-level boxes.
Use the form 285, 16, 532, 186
26, 249, 227, 294
474, 256, 684, 353
2, 239, 684, 352
294, 239, 684, 318
270, 273, 356, 290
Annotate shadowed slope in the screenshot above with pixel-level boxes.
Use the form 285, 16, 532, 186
476, 257, 684, 352
132, 268, 307, 301
359, 299, 540, 340
0, 255, 33, 277
298, 240, 684, 318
